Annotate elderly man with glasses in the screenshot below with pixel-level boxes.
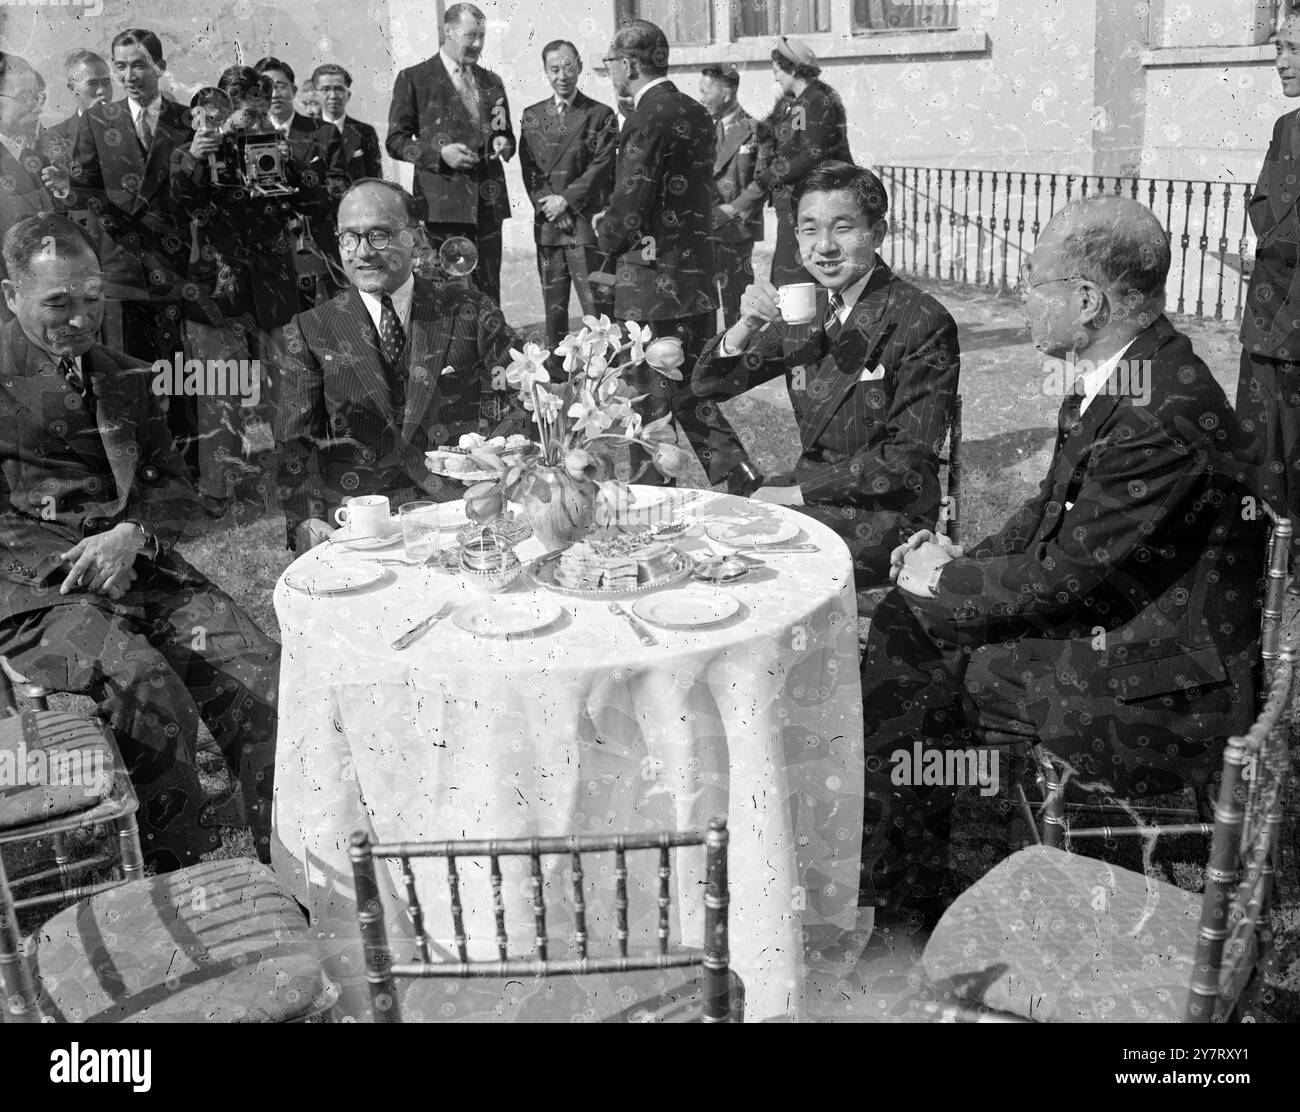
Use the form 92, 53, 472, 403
855, 196, 1265, 933
274, 179, 524, 552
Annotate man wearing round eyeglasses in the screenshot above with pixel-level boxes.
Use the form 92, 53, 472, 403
386, 2, 515, 305
856, 196, 1263, 929
275, 179, 522, 551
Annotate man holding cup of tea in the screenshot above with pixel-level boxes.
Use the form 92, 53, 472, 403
692, 161, 960, 587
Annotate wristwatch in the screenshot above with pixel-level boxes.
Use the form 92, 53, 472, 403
124, 519, 161, 560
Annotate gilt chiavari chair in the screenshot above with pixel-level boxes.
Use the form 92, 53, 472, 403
349, 817, 743, 1023
0, 849, 335, 1023
1026, 510, 1291, 850
920, 640, 1296, 1023
0, 659, 145, 913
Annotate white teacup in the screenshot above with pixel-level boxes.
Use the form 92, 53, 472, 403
777, 282, 818, 325
333, 495, 392, 537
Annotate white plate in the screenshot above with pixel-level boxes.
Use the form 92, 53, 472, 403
452, 596, 565, 638
632, 589, 741, 629
284, 563, 387, 595
706, 517, 800, 547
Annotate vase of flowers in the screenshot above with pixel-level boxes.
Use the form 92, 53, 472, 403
460, 315, 693, 550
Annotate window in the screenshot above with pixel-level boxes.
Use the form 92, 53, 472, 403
852, 0, 960, 33
732, 0, 832, 38
615, 0, 714, 46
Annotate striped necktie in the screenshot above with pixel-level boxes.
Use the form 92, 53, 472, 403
136, 106, 153, 151
825, 291, 845, 344
58, 353, 93, 411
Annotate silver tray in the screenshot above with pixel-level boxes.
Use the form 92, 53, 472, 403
524, 550, 695, 598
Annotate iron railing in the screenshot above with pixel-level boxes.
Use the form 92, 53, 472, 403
877, 166, 1256, 322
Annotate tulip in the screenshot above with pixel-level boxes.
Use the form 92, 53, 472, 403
644, 337, 685, 379
651, 442, 691, 477
564, 448, 597, 481
464, 480, 503, 522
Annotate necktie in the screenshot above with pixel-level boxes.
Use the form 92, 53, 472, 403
59, 354, 92, 409
825, 292, 845, 344
716, 118, 726, 148
379, 295, 406, 368
136, 106, 153, 151
1058, 379, 1085, 436
451, 65, 481, 127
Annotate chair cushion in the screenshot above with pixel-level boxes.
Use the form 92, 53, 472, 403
0, 712, 119, 828
31, 858, 334, 1022
390, 965, 745, 1023
921, 845, 1202, 1022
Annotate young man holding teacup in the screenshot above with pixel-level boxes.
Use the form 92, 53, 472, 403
692, 161, 960, 587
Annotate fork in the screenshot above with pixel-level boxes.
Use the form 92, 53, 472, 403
608, 602, 657, 646
392, 601, 456, 650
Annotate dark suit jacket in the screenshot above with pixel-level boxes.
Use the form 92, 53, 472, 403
0, 319, 202, 622
169, 141, 302, 331
69, 98, 194, 302
1242, 108, 1300, 360
939, 316, 1263, 742
280, 112, 349, 235
712, 107, 763, 244
274, 279, 520, 544
736, 81, 853, 219
332, 116, 383, 182
40, 114, 80, 168
693, 261, 959, 583
519, 91, 617, 248
386, 55, 513, 226
596, 81, 717, 322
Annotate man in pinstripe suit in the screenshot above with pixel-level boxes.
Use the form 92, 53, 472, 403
693, 162, 960, 587
275, 179, 520, 551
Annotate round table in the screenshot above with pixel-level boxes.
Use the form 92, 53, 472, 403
270, 488, 864, 1021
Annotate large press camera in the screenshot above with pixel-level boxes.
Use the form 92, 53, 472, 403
210, 130, 297, 199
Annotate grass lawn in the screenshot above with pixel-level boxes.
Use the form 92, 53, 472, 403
6, 261, 1298, 1021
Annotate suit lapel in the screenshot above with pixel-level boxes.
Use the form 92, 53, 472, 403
800, 264, 896, 449
400, 281, 455, 442
0, 143, 53, 209
333, 288, 400, 428
715, 113, 748, 171
1, 330, 134, 508
434, 55, 478, 133
541, 93, 590, 171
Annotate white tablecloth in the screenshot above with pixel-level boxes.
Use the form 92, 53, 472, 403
270, 489, 864, 1021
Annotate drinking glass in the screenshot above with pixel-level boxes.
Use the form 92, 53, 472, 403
400, 501, 442, 561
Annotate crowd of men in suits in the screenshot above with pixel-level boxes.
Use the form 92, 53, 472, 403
0, 5, 1284, 943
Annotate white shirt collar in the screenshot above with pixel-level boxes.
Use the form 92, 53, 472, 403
717, 105, 741, 130
633, 77, 670, 110
0, 131, 25, 162
128, 96, 160, 122
270, 110, 294, 134
829, 263, 877, 321
1077, 338, 1138, 414
554, 94, 576, 110
323, 112, 347, 129
441, 48, 469, 76
357, 274, 415, 333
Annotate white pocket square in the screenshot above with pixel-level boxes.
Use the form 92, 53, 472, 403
858, 364, 885, 382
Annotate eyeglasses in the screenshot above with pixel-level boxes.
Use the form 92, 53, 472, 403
1017, 266, 1088, 300
268, 80, 294, 93
547, 63, 579, 75
0, 87, 40, 105
338, 229, 406, 252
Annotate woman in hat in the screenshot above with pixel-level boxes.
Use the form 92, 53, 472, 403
735, 36, 853, 286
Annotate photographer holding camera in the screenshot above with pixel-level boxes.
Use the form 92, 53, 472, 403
170, 69, 310, 517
